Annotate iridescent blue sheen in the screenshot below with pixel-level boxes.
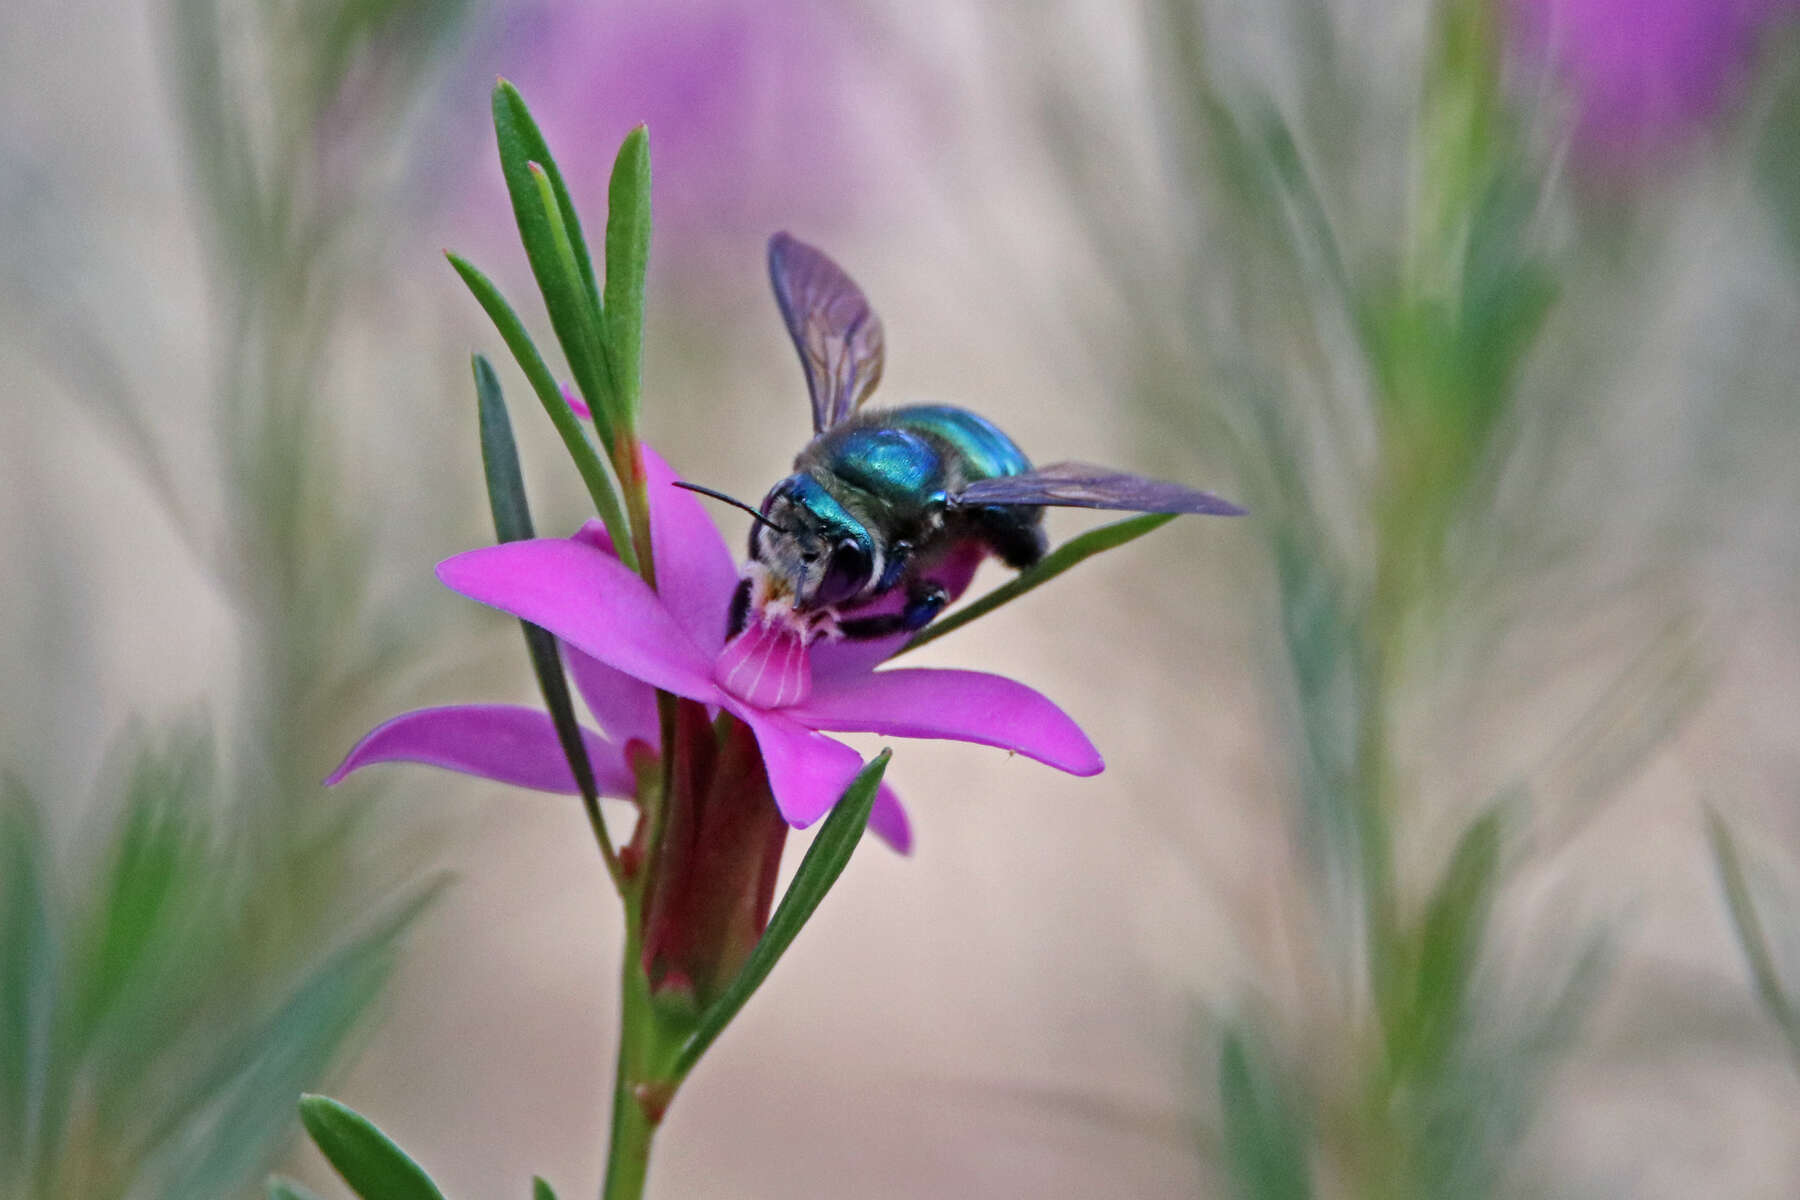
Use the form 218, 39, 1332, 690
782, 473, 868, 551
823, 426, 945, 503
889, 405, 1032, 481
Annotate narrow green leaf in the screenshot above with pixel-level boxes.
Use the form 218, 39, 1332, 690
0, 777, 54, 1191
144, 884, 444, 1197
474, 354, 535, 544
299, 1094, 446, 1200
67, 730, 228, 1143
898, 514, 1176, 655
526, 160, 618, 443
603, 126, 651, 425
673, 750, 891, 1076
448, 254, 638, 572
493, 80, 600, 305
1393, 803, 1503, 1076
1707, 809, 1800, 1069
474, 354, 618, 880
491, 81, 617, 446
268, 1175, 327, 1200
532, 1176, 559, 1200
1218, 1030, 1312, 1200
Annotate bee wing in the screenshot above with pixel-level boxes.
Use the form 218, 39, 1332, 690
951, 462, 1246, 515
768, 232, 886, 432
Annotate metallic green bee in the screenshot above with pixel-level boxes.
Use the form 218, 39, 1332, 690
683, 233, 1243, 644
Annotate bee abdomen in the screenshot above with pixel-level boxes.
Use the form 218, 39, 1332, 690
959, 505, 1047, 569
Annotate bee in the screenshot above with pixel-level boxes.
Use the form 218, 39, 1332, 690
678, 233, 1243, 644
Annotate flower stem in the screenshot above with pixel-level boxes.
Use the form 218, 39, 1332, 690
603, 906, 658, 1200
603, 862, 689, 1198
602, 1024, 656, 1197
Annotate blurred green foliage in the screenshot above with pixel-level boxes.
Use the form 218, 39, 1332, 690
2, 0, 478, 1194
0, 727, 431, 1200
1014, 0, 1762, 1192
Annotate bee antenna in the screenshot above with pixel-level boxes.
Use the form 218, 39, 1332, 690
671, 480, 791, 533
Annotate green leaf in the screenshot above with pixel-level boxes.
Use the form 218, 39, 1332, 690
525, 159, 618, 441
1707, 808, 1800, 1068
1218, 1030, 1312, 1200
603, 126, 651, 426
0, 776, 55, 1191
533, 1176, 559, 1200
448, 254, 637, 572
491, 80, 617, 447
66, 730, 231, 1147
268, 1175, 327, 1200
1390, 803, 1504, 1077
474, 353, 535, 544
299, 1094, 446, 1200
474, 354, 617, 877
144, 884, 443, 1198
673, 750, 891, 1076
897, 514, 1177, 655
492, 80, 600, 306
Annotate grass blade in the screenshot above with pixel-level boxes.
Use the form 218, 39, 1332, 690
672, 751, 891, 1076
898, 514, 1177, 654
533, 1176, 560, 1200
299, 1094, 447, 1200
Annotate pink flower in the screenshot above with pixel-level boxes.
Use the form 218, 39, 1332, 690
454, 0, 875, 253
328, 444, 1102, 851
1511, 0, 1798, 163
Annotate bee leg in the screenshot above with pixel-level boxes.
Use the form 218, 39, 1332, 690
836, 581, 950, 640
726, 577, 753, 641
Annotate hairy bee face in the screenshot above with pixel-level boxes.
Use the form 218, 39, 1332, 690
751, 474, 876, 614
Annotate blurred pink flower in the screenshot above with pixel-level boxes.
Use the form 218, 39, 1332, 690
329, 444, 1103, 851
1512, 0, 1798, 162
467, 0, 875, 250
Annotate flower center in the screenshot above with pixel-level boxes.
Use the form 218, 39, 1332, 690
714, 618, 812, 709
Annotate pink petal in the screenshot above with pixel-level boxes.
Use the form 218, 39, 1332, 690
325, 704, 634, 796
715, 619, 812, 709
788, 668, 1104, 776
438, 538, 722, 704
641, 446, 743, 658
730, 706, 867, 829
571, 519, 615, 555
564, 644, 659, 748
869, 782, 912, 854
809, 631, 908, 683
561, 380, 592, 420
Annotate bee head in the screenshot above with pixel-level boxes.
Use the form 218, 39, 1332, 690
752, 474, 876, 612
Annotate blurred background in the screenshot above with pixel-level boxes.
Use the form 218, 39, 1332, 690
3, 0, 1799, 1196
